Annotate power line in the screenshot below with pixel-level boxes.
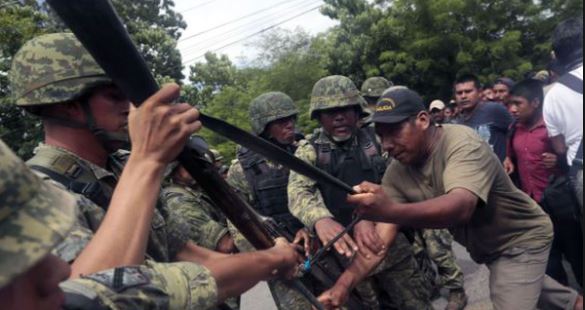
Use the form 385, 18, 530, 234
178, 0, 222, 14
182, 4, 323, 65
178, 0, 304, 43
180, 0, 321, 56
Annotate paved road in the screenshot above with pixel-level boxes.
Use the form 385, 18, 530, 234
241, 242, 493, 309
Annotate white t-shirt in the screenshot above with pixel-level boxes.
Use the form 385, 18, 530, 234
544, 65, 583, 164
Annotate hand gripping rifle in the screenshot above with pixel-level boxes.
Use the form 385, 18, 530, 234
46, 1, 366, 308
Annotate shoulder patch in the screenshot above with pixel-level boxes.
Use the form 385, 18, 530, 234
82, 267, 151, 293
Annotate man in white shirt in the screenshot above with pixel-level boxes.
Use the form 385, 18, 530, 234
542, 17, 583, 290
544, 18, 583, 166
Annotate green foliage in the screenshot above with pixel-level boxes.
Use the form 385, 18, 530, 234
321, 0, 583, 101
0, 0, 185, 157
193, 29, 325, 162
0, 1, 50, 158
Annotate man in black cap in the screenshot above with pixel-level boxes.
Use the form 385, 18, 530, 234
318, 88, 583, 310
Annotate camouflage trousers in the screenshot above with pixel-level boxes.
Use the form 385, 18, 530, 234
412, 229, 465, 292
367, 233, 434, 310
61, 260, 218, 310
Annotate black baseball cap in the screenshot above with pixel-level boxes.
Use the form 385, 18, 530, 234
372, 88, 426, 124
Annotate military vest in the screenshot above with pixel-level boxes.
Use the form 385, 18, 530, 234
310, 128, 387, 226
237, 145, 304, 234
27, 145, 178, 262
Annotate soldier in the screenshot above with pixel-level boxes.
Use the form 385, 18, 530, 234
319, 88, 582, 310
162, 161, 235, 254
0, 137, 300, 310
361, 77, 393, 109
227, 92, 312, 310
412, 229, 467, 310
8, 32, 302, 308
289, 75, 432, 309
361, 77, 393, 127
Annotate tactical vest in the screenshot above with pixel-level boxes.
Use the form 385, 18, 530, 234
27, 146, 175, 262
237, 145, 304, 234
27, 147, 115, 209
310, 128, 387, 226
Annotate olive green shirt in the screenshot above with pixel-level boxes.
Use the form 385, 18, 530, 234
383, 125, 553, 264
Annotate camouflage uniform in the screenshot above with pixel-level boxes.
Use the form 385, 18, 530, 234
0, 138, 218, 310
62, 260, 217, 310
7, 33, 220, 309
412, 229, 465, 292
160, 183, 230, 251
289, 76, 433, 310
227, 92, 311, 310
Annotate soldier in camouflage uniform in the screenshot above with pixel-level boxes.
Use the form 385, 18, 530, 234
161, 161, 241, 309
162, 162, 235, 254
361, 77, 393, 109
288, 75, 433, 309
413, 229, 468, 310
8, 32, 303, 309
0, 138, 219, 309
227, 92, 312, 310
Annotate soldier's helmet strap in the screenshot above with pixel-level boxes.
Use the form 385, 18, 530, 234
79, 103, 130, 151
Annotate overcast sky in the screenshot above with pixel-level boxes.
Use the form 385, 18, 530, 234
174, 0, 337, 67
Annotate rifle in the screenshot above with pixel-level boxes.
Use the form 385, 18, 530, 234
46, 0, 367, 309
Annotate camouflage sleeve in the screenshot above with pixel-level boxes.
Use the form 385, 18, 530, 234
61, 260, 218, 310
287, 140, 333, 228
161, 186, 229, 250
226, 161, 254, 204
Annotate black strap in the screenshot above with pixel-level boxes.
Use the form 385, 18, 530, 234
558, 72, 583, 94
29, 164, 111, 208
572, 139, 583, 172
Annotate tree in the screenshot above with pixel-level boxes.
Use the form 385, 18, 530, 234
0, 1, 52, 158
190, 29, 329, 162
320, 0, 583, 101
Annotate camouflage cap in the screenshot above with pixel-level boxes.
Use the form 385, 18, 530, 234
249, 92, 298, 135
0, 139, 76, 288
9, 32, 111, 107
310, 75, 367, 119
361, 77, 393, 98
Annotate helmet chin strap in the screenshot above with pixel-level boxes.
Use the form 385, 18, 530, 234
80, 103, 130, 152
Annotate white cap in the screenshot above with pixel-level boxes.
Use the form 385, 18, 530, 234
429, 100, 446, 111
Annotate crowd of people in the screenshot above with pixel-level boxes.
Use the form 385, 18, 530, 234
0, 13, 582, 310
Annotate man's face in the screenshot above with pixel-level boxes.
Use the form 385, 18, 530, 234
493, 83, 510, 103
88, 85, 131, 134
375, 113, 429, 165
319, 107, 359, 141
483, 88, 495, 101
455, 82, 481, 113
0, 254, 71, 310
266, 115, 297, 145
444, 108, 454, 120
430, 109, 444, 123
507, 95, 539, 124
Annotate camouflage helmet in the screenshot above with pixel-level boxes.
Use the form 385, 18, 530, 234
9, 32, 111, 107
310, 75, 367, 119
361, 77, 393, 98
0, 139, 76, 288
249, 92, 298, 135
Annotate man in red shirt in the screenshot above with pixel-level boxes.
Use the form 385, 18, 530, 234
504, 79, 559, 202
504, 78, 582, 290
